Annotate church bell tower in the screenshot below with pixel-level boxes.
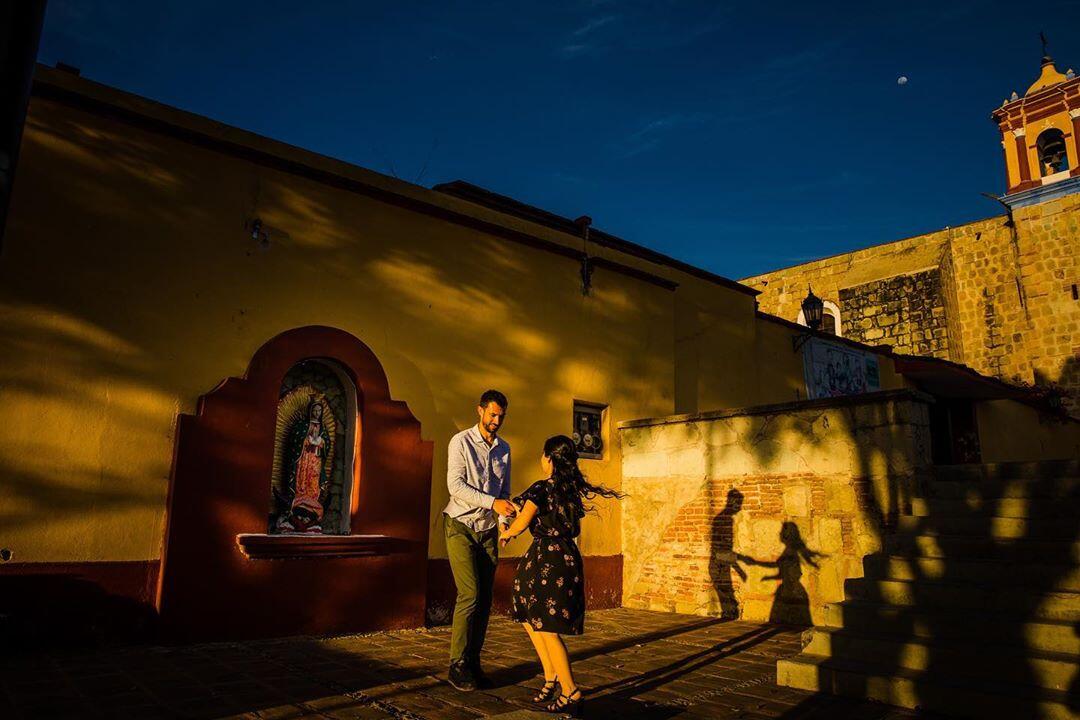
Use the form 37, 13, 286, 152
991, 38, 1080, 205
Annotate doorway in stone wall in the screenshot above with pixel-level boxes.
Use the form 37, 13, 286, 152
929, 398, 982, 464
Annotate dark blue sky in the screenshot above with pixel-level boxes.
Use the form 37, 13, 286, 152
37, 1, 1080, 279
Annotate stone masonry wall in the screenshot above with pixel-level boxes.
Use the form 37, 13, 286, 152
938, 245, 967, 366
839, 269, 950, 359
619, 390, 933, 626
743, 193, 1080, 417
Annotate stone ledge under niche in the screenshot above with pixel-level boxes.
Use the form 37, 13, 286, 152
236, 533, 414, 560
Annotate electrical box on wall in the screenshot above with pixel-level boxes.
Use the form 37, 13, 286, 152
572, 401, 605, 459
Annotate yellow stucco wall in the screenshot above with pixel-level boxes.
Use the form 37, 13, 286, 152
0, 89, 680, 563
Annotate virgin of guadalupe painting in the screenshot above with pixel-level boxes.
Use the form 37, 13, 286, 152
271, 386, 337, 533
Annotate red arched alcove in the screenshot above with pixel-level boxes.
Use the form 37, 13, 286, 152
156, 326, 432, 642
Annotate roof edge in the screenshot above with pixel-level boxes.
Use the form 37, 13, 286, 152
29, 65, 680, 293
434, 180, 760, 297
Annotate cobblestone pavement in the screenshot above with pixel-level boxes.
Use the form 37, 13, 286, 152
1, 609, 930, 720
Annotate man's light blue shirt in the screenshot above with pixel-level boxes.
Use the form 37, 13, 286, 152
443, 424, 511, 533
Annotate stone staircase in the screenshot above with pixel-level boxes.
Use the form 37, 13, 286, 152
776, 460, 1080, 719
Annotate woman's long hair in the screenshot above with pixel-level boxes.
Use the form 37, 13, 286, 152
544, 435, 623, 515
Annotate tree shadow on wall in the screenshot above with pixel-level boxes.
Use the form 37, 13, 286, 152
774, 404, 1080, 719
708, 487, 746, 618
739, 521, 826, 627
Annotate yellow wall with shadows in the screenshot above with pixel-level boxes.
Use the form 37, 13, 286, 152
1, 93, 682, 563
0, 69, 984, 572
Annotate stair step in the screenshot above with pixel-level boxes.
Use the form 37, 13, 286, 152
777, 653, 1076, 719
895, 514, 1078, 540
844, 577, 1080, 620
922, 477, 1080, 500
820, 599, 1080, 655
910, 496, 1080, 518
934, 460, 1080, 483
863, 553, 1080, 591
884, 533, 1080, 563
803, 627, 1077, 692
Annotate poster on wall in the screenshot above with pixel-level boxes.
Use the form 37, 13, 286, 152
802, 337, 881, 399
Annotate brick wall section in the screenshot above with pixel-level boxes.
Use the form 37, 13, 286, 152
627, 473, 883, 623
620, 390, 933, 625
838, 269, 950, 359
743, 193, 1080, 417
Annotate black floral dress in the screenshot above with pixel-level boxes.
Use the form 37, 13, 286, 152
511, 479, 585, 635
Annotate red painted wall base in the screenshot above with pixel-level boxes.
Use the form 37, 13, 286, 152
0, 560, 159, 646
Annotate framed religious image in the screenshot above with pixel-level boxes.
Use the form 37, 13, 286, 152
572, 401, 605, 459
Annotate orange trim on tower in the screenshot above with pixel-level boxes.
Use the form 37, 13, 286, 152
1014, 134, 1032, 188
1072, 115, 1080, 173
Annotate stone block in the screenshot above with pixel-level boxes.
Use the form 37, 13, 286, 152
783, 484, 811, 517
816, 561, 844, 602
818, 518, 843, 554
825, 482, 857, 513
734, 515, 754, 550
750, 518, 784, 555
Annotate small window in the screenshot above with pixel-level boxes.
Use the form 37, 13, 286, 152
572, 401, 605, 460
821, 311, 837, 335
1036, 128, 1069, 177
797, 299, 843, 338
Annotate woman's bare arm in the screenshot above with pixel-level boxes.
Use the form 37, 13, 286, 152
499, 500, 539, 545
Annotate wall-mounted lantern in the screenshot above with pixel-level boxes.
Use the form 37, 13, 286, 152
793, 286, 824, 352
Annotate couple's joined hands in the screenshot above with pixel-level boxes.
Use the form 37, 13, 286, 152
496, 500, 523, 547
493, 499, 518, 518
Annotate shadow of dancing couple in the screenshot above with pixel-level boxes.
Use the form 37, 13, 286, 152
711, 488, 826, 626
442, 389, 622, 717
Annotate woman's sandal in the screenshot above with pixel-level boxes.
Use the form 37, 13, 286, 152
546, 688, 583, 716
533, 680, 559, 704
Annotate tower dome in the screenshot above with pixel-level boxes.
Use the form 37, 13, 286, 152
1026, 55, 1068, 95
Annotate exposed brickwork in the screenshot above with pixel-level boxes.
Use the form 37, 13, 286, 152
621, 391, 933, 627
838, 269, 950, 358
627, 474, 882, 625
743, 193, 1080, 417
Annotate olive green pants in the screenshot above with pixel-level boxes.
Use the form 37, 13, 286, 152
444, 514, 499, 664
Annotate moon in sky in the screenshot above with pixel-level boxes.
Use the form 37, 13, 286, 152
897, 76, 909, 85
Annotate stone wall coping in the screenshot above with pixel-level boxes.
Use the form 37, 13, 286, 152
617, 388, 936, 430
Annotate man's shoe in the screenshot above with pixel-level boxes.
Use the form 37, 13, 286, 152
448, 660, 476, 691
471, 663, 493, 689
